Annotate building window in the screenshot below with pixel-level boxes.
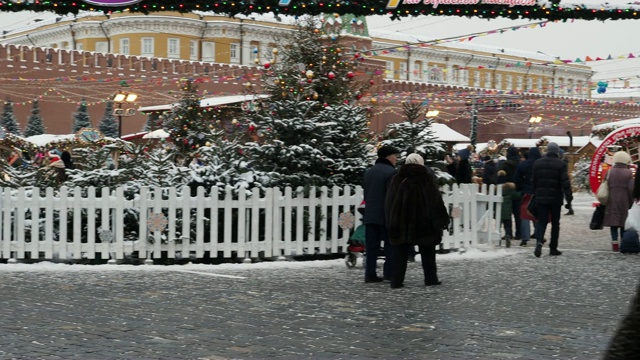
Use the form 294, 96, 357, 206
202, 42, 215, 62
516, 76, 523, 90
168, 38, 179, 58
413, 61, 422, 80
250, 45, 259, 62
190, 40, 198, 61
452, 66, 459, 83
472, 71, 480, 87
76, 43, 84, 51
230, 43, 240, 64
385, 61, 394, 79
495, 73, 502, 89
119, 38, 129, 55
429, 67, 443, 82
399, 62, 408, 80
142, 38, 154, 57
537, 78, 543, 92
526, 77, 533, 91
506, 75, 513, 90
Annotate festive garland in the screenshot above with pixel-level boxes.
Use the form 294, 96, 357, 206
0, 0, 640, 21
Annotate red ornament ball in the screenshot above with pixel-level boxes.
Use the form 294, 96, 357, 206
327, 72, 336, 80
369, 79, 375, 85
347, 71, 354, 79
264, 62, 271, 69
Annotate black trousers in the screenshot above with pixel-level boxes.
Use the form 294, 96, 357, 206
390, 243, 438, 287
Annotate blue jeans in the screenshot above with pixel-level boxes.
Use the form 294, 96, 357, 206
610, 226, 625, 241
520, 219, 531, 241
534, 203, 562, 250
364, 224, 392, 279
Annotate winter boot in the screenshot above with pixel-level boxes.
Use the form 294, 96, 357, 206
612, 241, 620, 252
534, 244, 542, 258
519, 240, 528, 247
505, 235, 512, 248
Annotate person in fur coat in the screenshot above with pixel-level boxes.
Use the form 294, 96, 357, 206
603, 151, 634, 252
385, 153, 450, 289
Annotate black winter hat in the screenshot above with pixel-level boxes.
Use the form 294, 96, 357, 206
377, 145, 400, 159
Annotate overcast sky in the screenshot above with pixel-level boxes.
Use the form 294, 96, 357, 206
0, 5, 637, 83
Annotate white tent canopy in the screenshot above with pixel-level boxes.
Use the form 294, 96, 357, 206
540, 135, 590, 148
427, 123, 470, 142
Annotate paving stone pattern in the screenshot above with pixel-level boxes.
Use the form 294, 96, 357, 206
0, 192, 638, 360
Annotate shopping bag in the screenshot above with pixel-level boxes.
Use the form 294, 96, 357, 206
590, 205, 606, 230
596, 173, 610, 205
521, 193, 537, 221
624, 202, 640, 231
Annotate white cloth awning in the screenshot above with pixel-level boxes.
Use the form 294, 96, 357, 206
139, 94, 270, 113
592, 118, 640, 132
541, 135, 590, 148
142, 129, 170, 139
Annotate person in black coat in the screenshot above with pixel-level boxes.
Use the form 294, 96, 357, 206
531, 142, 572, 257
362, 145, 398, 283
500, 146, 522, 239
455, 146, 473, 184
604, 282, 640, 359
481, 156, 498, 186
385, 153, 450, 289
514, 147, 541, 246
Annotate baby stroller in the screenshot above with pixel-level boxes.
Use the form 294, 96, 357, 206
345, 221, 366, 269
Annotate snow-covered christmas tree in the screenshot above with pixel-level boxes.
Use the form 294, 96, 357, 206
72, 98, 92, 132
382, 99, 452, 183
243, 15, 374, 189
99, 101, 118, 138
163, 80, 212, 156
1, 99, 22, 136
24, 99, 46, 137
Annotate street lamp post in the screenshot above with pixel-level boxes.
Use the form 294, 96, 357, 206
528, 115, 542, 139
112, 91, 138, 138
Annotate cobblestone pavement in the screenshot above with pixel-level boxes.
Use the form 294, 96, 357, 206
0, 192, 639, 360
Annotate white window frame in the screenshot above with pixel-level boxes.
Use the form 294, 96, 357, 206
202, 42, 215, 62
413, 62, 422, 80
399, 62, 408, 80
119, 38, 129, 55
230, 43, 240, 64
506, 75, 513, 90
385, 61, 394, 79
250, 45, 259, 62
495, 73, 502, 90
190, 40, 198, 61
429, 67, 443, 82
141, 37, 154, 57
168, 38, 180, 59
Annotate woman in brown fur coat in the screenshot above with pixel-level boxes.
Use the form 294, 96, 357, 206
385, 153, 450, 289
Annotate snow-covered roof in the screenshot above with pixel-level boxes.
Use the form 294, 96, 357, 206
138, 94, 270, 113
429, 123, 470, 142
500, 138, 541, 148
26, 134, 77, 146
541, 135, 590, 148
142, 129, 170, 139
592, 117, 640, 131
454, 142, 487, 153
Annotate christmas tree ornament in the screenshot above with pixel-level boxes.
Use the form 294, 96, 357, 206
264, 62, 271, 69
328, 72, 336, 80
254, 58, 260, 64
272, 48, 278, 55
306, 70, 314, 79
347, 71, 354, 79
370, 98, 377, 104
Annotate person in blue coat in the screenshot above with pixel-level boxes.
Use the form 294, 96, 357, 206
362, 145, 398, 283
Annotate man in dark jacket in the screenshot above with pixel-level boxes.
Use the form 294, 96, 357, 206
362, 145, 398, 283
481, 156, 498, 186
531, 142, 573, 257
500, 146, 522, 239
514, 147, 541, 246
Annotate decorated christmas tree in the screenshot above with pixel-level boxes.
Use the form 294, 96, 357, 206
72, 98, 92, 133
99, 101, 119, 138
260, 15, 371, 107
382, 100, 451, 183
24, 99, 46, 137
163, 80, 212, 155
243, 15, 374, 188
1, 99, 22, 136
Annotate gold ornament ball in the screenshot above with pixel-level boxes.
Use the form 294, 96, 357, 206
254, 58, 260, 64
367, 121, 371, 126
232, 119, 238, 124
205, 141, 211, 147
370, 98, 377, 104
272, 48, 278, 54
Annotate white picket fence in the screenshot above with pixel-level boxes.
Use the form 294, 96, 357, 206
0, 184, 503, 262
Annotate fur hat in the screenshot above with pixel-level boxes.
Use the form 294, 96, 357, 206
377, 145, 400, 159
546, 142, 560, 155
405, 153, 424, 165
613, 151, 631, 164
